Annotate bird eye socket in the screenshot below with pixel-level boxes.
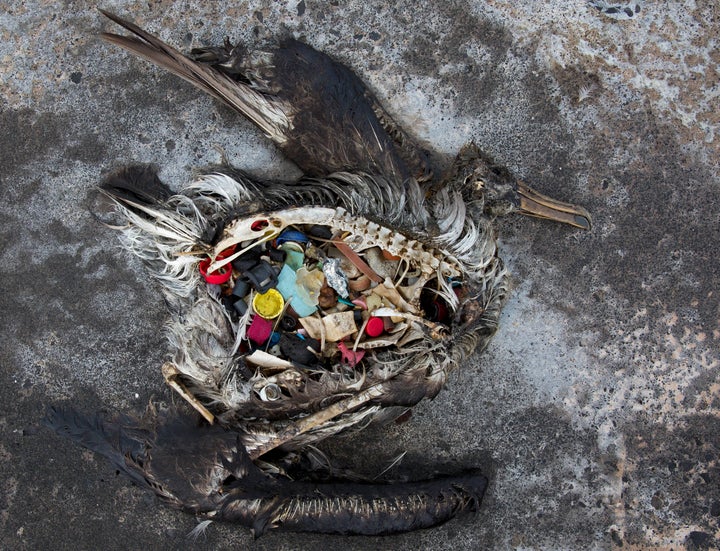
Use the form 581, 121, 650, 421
250, 219, 269, 231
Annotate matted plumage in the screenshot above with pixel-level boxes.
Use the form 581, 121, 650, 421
47, 11, 591, 536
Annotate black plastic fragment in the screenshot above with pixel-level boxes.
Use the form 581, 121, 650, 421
307, 224, 333, 240
245, 260, 278, 293
279, 333, 320, 365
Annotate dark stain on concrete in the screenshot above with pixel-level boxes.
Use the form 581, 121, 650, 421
623, 414, 720, 549
0, 109, 64, 177
528, 111, 719, 332
402, 5, 513, 112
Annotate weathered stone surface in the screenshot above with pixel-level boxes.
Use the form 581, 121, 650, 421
1, 1, 717, 548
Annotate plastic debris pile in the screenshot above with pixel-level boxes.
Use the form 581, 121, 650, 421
198, 223, 460, 397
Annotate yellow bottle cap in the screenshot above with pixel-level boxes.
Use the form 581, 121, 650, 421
252, 289, 284, 319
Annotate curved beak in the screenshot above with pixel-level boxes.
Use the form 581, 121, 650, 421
516, 181, 592, 230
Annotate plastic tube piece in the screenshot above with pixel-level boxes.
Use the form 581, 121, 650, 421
232, 278, 250, 297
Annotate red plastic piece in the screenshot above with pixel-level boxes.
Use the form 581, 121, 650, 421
338, 341, 365, 367
198, 247, 236, 284
365, 316, 384, 338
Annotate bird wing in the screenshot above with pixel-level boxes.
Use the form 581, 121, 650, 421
100, 10, 292, 146
101, 11, 434, 182
46, 406, 487, 536
256, 38, 432, 181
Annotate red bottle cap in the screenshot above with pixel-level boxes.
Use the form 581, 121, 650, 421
198, 247, 236, 284
365, 316, 384, 338
198, 257, 232, 284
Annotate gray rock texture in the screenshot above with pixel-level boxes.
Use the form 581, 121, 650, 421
1, 1, 718, 549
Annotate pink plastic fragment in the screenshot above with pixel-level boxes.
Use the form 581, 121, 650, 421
247, 315, 273, 344
337, 341, 365, 367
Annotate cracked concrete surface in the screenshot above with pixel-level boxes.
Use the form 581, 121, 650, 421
1, 1, 718, 549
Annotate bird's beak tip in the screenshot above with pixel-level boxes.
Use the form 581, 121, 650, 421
516, 181, 592, 231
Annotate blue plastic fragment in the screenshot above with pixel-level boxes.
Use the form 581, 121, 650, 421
276, 265, 317, 317
232, 278, 250, 297
276, 229, 310, 246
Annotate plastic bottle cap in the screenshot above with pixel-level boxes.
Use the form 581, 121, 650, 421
199, 257, 232, 284
365, 316, 384, 338
276, 229, 310, 246
198, 246, 236, 284
252, 289, 284, 319
280, 315, 297, 332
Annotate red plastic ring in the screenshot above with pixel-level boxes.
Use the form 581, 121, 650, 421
199, 247, 236, 284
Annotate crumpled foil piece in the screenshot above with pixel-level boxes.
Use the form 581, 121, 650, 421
322, 257, 349, 298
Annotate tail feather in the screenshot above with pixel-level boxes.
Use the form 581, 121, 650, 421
100, 9, 292, 144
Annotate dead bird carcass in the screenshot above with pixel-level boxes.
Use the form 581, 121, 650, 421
47, 11, 591, 536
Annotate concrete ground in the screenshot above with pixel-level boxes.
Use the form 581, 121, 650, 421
1, 1, 718, 549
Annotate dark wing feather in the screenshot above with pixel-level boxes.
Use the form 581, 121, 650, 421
263, 39, 429, 180
47, 407, 486, 535
99, 10, 292, 145
100, 11, 434, 182
44, 406, 151, 488
100, 164, 172, 205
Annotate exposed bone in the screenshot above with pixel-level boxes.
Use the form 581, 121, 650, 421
213, 206, 465, 283
374, 279, 416, 313
161, 363, 215, 424
208, 229, 278, 273
398, 272, 432, 307
248, 383, 386, 459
